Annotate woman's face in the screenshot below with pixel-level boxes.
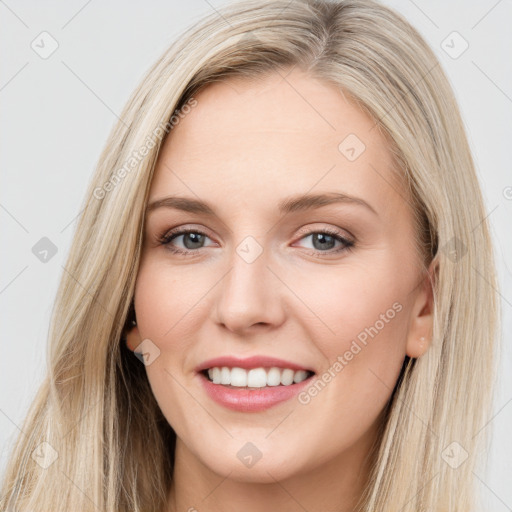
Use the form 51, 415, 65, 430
128, 68, 433, 483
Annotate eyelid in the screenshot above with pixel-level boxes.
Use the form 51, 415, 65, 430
159, 225, 215, 245
293, 223, 353, 243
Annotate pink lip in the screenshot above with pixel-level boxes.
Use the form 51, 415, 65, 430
197, 371, 315, 412
195, 355, 314, 373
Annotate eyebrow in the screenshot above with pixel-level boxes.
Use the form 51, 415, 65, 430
146, 191, 377, 217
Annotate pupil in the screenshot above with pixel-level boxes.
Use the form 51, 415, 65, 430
184, 233, 204, 249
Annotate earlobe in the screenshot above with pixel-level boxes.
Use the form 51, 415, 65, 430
126, 326, 141, 352
406, 334, 430, 359
123, 307, 140, 351
125, 325, 141, 352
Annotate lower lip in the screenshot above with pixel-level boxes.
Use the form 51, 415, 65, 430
198, 371, 315, 412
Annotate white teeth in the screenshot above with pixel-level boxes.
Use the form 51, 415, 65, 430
266, 367, 282, 386
210, 367, 220, 384
293, 370, 309, 383
247, 368, 267, 388
231, 367, 247, 387
280, 368, 294, 386
205, 366, 312, 387
220, 367, 231, 385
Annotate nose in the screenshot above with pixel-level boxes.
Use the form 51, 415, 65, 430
213, 240, 286, 335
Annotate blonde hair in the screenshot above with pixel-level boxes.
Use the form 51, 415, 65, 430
0, 0, 499, 510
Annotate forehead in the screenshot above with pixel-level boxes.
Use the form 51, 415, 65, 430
150, 68, 408, 223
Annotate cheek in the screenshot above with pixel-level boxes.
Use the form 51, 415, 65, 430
295, 258, 410, 401
132, 260, 206, 427
134, 259, 211, 346
289, 279, 408, 443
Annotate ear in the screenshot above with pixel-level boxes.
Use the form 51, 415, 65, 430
125, 324, 142, 352
406, 260, 437, 358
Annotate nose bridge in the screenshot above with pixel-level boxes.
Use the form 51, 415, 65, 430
214, 234, 284, 332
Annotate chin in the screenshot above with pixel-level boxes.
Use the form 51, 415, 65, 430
197, 444, 307, 484
214, 460, 300, 484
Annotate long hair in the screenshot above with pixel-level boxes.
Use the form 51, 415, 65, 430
0, 0, 499, 510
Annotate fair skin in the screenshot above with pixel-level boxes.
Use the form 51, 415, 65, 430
126, 67, 434, 512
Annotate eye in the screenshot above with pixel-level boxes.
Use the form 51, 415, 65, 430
158, 227, 215, 256
293, 228, 354, 257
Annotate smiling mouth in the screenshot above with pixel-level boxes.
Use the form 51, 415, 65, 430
200, 367, 316, 389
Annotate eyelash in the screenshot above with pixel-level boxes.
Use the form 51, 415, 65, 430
157, 226, 354, 258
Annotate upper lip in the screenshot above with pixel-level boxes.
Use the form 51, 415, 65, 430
195, 355, 315, 374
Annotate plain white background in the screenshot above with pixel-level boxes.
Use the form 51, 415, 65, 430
1, 0, 511, 509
